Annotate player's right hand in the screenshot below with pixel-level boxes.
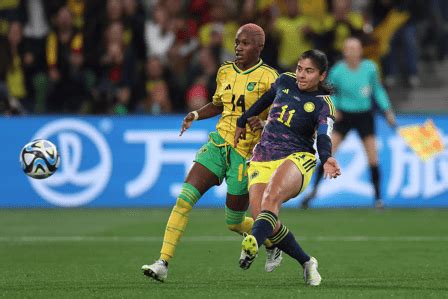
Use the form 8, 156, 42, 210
234, 126, 246, 148
180, 112, 195, 136
385, 110, 397, 129
247, 116, 265, 131
323, 157, 341, 179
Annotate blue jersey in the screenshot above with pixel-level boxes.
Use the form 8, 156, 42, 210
251, 73, 335, 162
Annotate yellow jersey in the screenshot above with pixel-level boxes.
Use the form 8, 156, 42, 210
212, 59, 278, 159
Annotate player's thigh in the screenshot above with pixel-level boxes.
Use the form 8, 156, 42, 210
185, 163, 220, 194
187, 141, 226, 194
263, 152, 316, 205
263, 160, 304, 208
248, 183, 267, 219
225, 147, 249, 196
361, 134, 378, 165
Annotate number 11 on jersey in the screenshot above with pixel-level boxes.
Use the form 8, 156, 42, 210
277, 105, 295, 127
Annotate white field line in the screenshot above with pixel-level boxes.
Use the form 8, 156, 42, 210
0, 236, 447, 242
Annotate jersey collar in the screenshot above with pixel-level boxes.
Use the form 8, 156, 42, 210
232, 59, 263, 74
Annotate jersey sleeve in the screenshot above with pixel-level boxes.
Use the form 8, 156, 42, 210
316, 95, 335, 136
212, 67, 224, 106
316, 95, 335, 164
369, 61, 391, 111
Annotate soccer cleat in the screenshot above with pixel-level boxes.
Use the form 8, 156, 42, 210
265, 247, 283, 272
375, 199, 385, 210
303, 257, 322, 286
239, 234, 258, 270
141, 260, 168, 282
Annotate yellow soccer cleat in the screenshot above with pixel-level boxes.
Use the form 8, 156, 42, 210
239, 234, 258, 270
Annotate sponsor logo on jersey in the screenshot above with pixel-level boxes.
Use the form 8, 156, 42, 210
282, 88, 289, 94
225, 84, 231, 90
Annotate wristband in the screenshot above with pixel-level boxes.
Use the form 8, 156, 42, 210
192, 110, 199, 120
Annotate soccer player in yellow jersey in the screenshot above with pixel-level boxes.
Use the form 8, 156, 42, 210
142, 23, 280, 282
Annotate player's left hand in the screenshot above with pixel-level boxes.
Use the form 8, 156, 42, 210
247, 116, 265, 131
234, 126, 246, 148
323, 157, 341, 179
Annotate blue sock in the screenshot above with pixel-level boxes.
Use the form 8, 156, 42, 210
252, 210, 277, 246
269, 224, 310, 265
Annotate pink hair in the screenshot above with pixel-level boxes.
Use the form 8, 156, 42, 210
238, 23, 265, 46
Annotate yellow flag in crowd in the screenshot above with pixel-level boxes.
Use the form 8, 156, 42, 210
398, 119, 445, 161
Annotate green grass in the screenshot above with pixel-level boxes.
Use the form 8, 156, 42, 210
1, 208, 447, 298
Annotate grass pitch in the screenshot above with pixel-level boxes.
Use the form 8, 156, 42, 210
0, 208, 447, 298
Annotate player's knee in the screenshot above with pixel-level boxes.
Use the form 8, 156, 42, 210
177, 183, 201, 212
262, 191, 280, 207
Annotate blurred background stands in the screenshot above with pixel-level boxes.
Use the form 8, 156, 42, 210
0, 0, 446, 116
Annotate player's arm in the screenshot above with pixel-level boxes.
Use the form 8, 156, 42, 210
180, 103, 223, 136
370, 62, 397, 128
233, 86, 276, 147
316, 97, 341, 179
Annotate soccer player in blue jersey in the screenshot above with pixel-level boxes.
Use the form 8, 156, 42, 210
234, 49, 341, 286
300, 37, 397, 209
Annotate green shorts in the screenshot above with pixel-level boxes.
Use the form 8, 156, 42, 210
194, 131, 248, 195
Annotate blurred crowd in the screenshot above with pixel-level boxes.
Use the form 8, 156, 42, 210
0, 0, 446, 115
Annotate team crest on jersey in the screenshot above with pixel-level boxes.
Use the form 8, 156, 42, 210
247, 82, 257, 91
197, 146, 208, 155
304, 102, 315, 113
250, 170, 259, 180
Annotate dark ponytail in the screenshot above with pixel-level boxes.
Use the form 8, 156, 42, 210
300, 49, 334, 94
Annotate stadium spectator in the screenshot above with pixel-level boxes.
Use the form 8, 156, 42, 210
144, 4, 175, 62
93, 36, 136, 114
136, 55, 174, 114
315, 0, 365, 66
373, 0, 425, 88
234, 49, 340, 286
186, 46, 218, 100
198, 1, 239, 63
84, 0, 125, 75
0, 0, 25, 37
67, 0, 85, 30
185, 83, 208, 111
0, 0, 443, 114
272, 0, 316, 71
0, 21, 34, 114
122, 0, 147, 63
44, 6, 93, 113
141, 23, 282, 282
300, 37, 396, 210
